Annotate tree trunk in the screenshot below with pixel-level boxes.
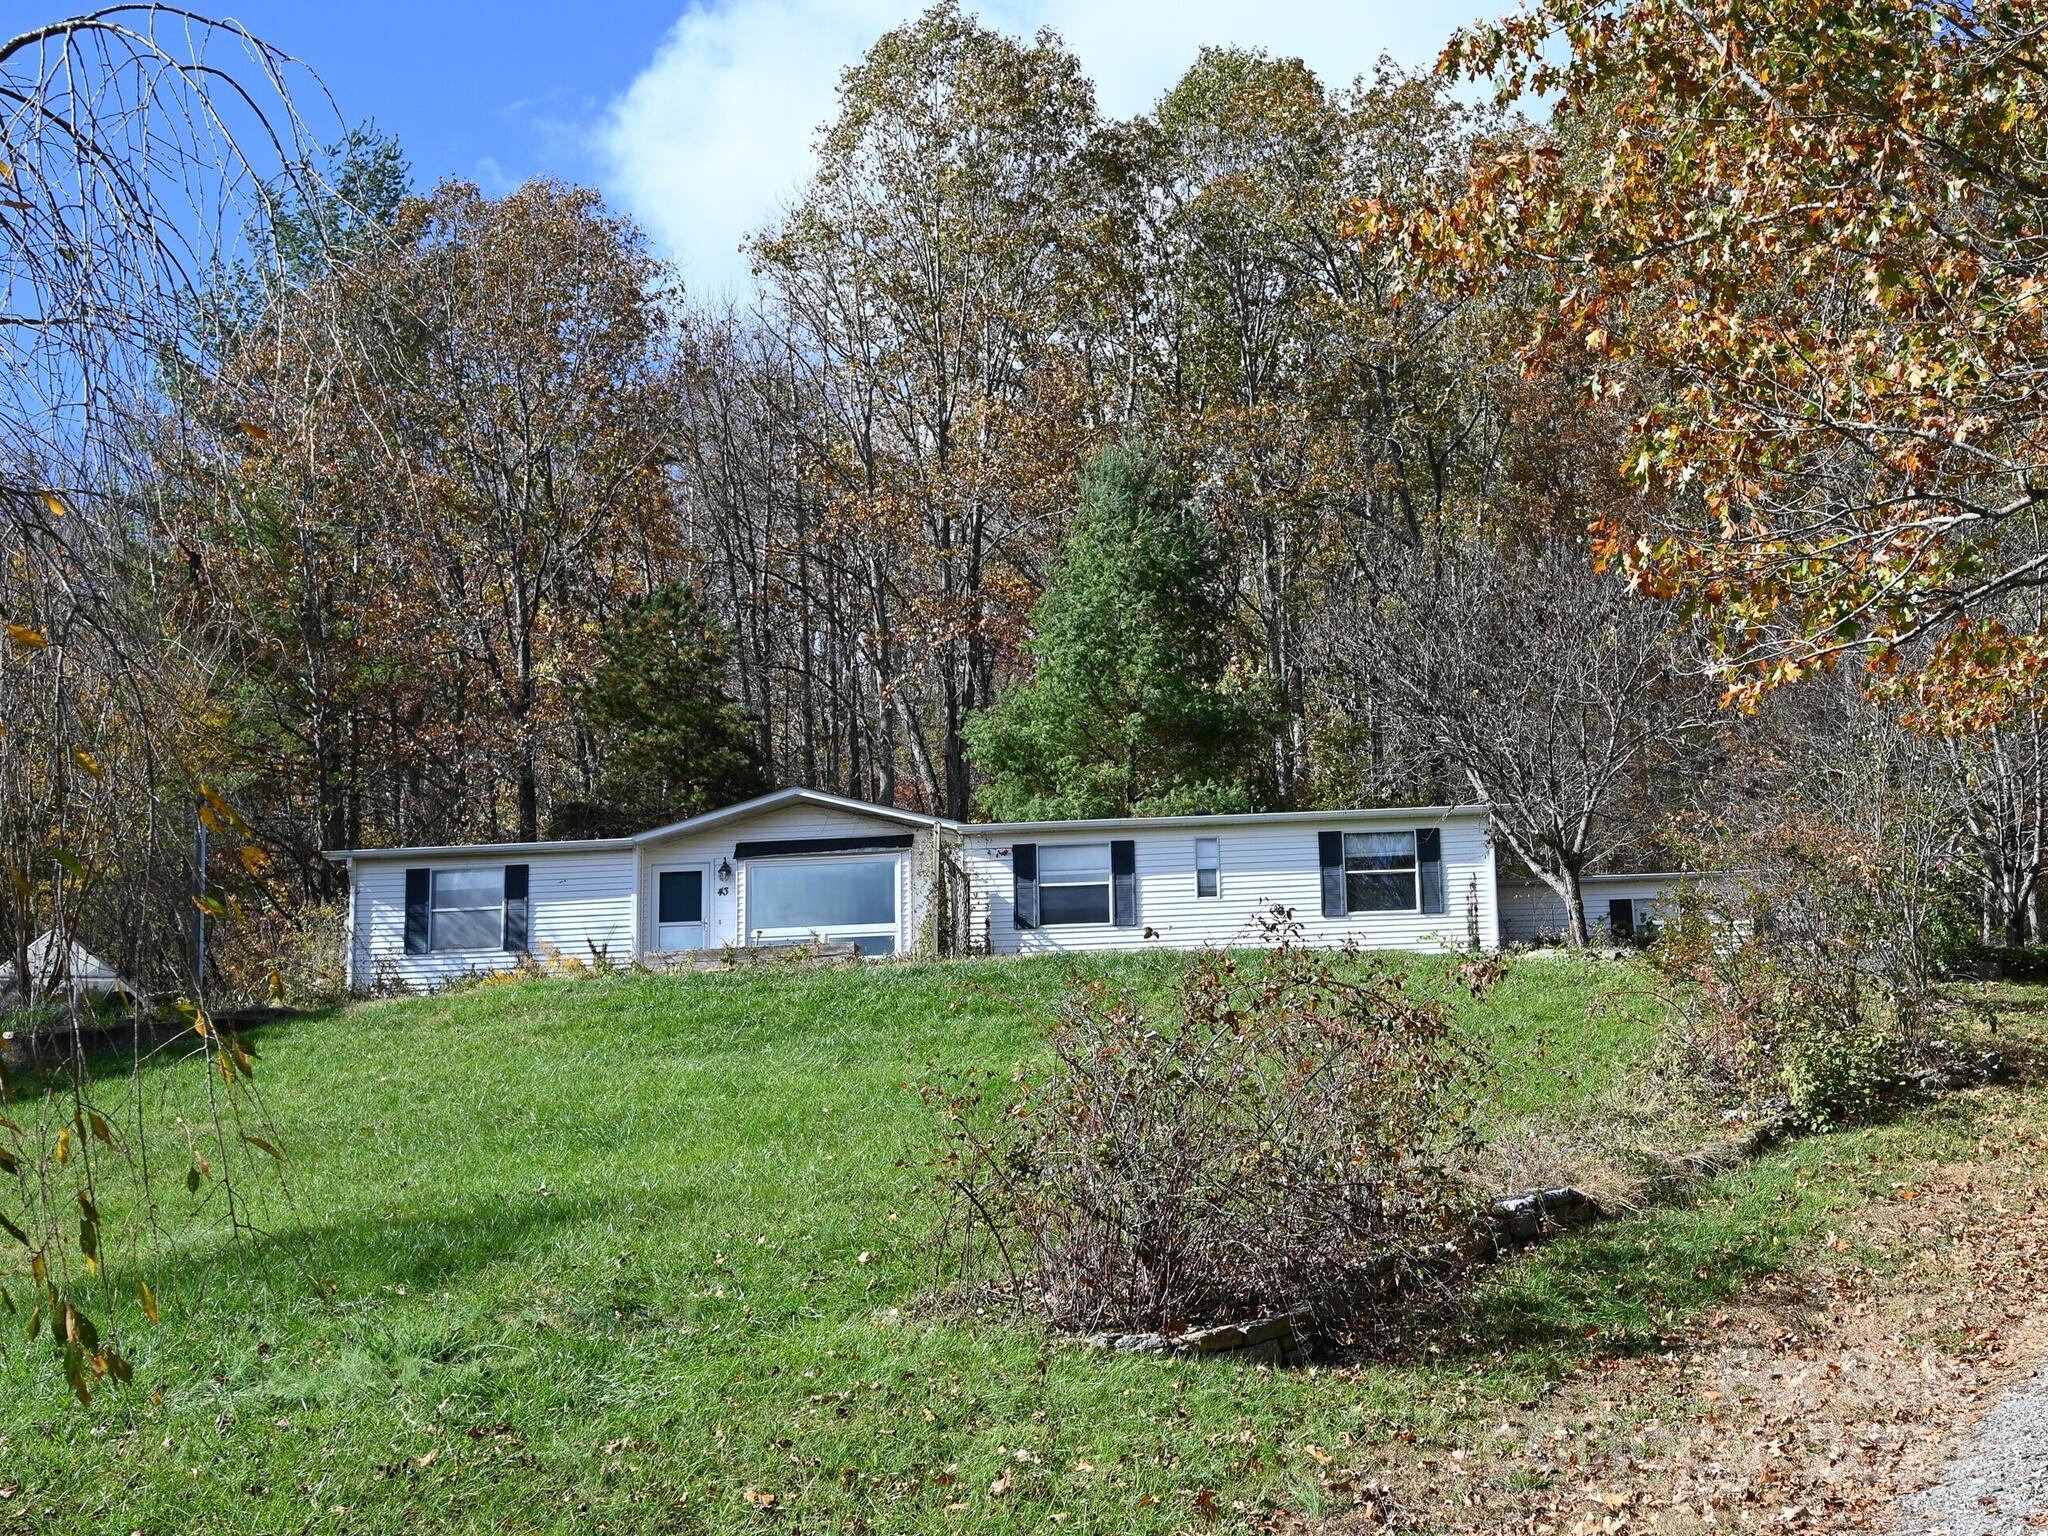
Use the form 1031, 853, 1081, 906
517, 743, 539, 844
1561, 864, 1590, 948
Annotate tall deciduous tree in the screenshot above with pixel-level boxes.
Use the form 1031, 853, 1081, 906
1349, 537, 1710, 945
1392, 0, 2048, 728
395, 180, 681, 841
750, 1, 1097, 815
1072, 57, 1509, 801
174, 177, 684, 855
967, 444, 1276, 820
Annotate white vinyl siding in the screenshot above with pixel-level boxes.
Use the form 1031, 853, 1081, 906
342, 796, 1504, 987
349, 848, 636, 991
965, 812, 1497, 956
1498, 875, 1686, 945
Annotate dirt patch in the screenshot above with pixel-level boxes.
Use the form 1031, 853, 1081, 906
1291, 1095, 2048, 1534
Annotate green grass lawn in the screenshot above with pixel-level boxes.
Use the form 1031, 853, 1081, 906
0, 952, 2027, 1534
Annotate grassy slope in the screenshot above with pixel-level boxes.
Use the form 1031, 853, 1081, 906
0, 953, 2010, 1534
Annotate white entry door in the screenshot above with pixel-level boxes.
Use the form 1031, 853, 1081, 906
653, 865, 711, 951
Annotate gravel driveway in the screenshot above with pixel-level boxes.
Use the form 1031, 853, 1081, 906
1897, 1364, 2048, 1535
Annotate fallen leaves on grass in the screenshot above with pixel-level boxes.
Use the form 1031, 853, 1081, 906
1295, 1098, 2048, 1535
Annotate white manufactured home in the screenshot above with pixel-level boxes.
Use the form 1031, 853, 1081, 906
322, 787, 1677, 991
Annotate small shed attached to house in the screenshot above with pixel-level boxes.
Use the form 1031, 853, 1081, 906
1496, 872, 1695, 946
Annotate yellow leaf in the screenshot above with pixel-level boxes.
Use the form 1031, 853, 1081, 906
138, 1279, 160, 1325
238, 421, 272, 444
238, 844, 271, 875
40, 491, 66, 519
54, 1125, 70, 1165
73, 748, 101, 779
5, 623, 48, 651
197, 783, 251, 838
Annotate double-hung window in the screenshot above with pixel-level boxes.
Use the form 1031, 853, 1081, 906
1194, 837, 1220, 898
1038, 843, 1112, 925
431, 868, 505, 952
1343, 831, 1417, 913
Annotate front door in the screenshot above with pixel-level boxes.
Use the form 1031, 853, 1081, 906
654, 865, 710, 951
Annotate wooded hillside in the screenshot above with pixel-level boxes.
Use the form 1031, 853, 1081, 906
11, 1, 2048, 991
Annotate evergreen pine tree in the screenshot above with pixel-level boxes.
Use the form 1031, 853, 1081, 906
966, 444, 1276, 820
550, 585, 771, 836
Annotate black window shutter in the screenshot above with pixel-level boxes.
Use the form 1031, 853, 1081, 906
1417, 829, 1446, 915
503, 863, 530, 952
403, 868, 431, 955
1111, 840, 1137, 927
1318, 832, 1346, 918
1013, 843, 1039, 930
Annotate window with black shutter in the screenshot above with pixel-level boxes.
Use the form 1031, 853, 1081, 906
1012, 842, 1040, 930
1110, 840, 1137, 927
502, 863, 530, 952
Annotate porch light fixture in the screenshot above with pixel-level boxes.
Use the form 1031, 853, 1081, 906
717, 858, 733, 881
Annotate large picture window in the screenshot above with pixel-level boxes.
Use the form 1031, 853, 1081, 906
746, 856, 898, 954
431, 868, 504, 952
1038, 843, 1112, 925
1343, 831, 1417, 913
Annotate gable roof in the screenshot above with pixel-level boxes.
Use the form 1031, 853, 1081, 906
630, 787, 946, 843
320, 787, 945, 861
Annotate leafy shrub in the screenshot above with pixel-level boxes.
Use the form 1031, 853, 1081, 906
1917, 860, 1990, 977
1775, 990, 1903, 1130
925, 925, 1492, 1336
1651, 815, 1913, 1129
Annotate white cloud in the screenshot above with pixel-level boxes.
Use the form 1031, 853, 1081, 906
598, 0, 1499, 298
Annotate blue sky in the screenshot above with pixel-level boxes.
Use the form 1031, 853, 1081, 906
217, 2, 1501, 297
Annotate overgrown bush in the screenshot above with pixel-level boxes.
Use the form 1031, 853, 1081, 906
214, 900, 350, 1010
1652, 814, 1916, 1129
925, 926, 1493, 1336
